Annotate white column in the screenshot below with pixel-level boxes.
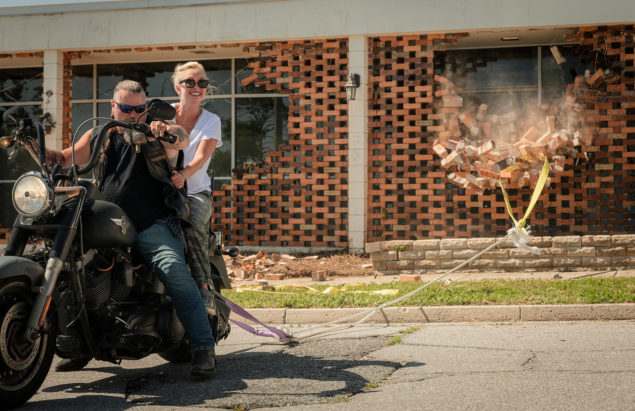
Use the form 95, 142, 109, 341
347, 35, 368, 253
42, 50, 64, 150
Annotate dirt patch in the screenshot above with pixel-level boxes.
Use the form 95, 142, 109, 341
226, 251, 373, 281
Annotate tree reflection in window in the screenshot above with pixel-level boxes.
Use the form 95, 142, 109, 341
235, 97, 289, 167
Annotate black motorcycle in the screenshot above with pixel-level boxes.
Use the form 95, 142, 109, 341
0, 100, 233, 407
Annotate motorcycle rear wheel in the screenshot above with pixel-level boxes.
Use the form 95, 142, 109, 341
0, 279, 56, 408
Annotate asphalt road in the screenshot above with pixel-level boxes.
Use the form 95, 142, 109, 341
19, 320, 635, 410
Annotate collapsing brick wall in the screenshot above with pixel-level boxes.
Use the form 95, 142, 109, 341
215, 39, 350, 248
367, 26, 635, 243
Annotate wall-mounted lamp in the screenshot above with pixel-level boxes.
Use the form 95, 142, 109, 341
345, 73, 360, 101
39, 112, 56, 134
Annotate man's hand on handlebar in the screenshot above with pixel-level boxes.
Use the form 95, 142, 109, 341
148, 122, 189, 151
148, 121, 168, 142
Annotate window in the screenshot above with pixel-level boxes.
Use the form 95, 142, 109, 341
71, 59, 289, 189
0, 67, 42, 226
434, 46, 592, 115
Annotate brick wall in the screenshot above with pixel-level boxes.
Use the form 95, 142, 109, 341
367, 26, 635, 243
366, 234, 635, 273
215, 39, 350, 248
1, 26, 633, 251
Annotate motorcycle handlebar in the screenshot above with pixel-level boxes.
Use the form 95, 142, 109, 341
76, 119, 176, 175
133, 122, 177, 144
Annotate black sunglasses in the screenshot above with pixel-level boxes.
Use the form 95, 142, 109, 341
178, 78, 210, 89
114, 101, 146, 114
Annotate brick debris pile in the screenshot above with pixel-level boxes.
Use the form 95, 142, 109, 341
430, 67, 612, 193
226, 250, 298, 282
225, 250, 373, 283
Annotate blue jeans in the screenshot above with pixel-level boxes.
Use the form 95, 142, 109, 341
135, 222, 215, 352
184, 191, 212, 287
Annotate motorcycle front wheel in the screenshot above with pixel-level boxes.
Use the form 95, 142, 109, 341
0, 279, 56, 408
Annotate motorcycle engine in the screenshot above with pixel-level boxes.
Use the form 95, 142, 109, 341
84, 249, 133, 311
84, 249, 185, 361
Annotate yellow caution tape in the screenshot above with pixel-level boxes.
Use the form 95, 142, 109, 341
499, 156, 550, 229
274, 285, 320, 293
340, 283, 367, 290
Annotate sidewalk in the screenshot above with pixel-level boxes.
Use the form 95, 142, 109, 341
229, 268, 635, 324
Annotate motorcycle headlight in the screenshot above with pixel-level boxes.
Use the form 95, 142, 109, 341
12, 173, 54, 218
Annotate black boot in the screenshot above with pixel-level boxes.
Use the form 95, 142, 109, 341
55, 357, 91, 372
190, 350, 215, 377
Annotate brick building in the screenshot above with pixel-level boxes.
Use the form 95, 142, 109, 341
0, 0, 633, 256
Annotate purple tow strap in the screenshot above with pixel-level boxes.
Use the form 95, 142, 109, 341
224, 298, 291, 340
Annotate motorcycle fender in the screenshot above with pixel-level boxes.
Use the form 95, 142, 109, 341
0, 256, 45, 287
209, 255, 232, 290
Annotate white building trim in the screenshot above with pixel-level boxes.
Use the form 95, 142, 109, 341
347, 35, 368, 253
0, 0, 633, 53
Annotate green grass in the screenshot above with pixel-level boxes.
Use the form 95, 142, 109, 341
388, 335, 402, 345
222, 278, 635, 308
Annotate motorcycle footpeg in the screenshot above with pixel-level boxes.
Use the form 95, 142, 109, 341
56, 334, 84, 355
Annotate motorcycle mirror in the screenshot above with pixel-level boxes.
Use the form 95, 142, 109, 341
3, 106, 29, 125
146, 99, 176, 121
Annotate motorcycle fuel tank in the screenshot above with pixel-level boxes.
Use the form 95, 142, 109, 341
82, 200, 137, 248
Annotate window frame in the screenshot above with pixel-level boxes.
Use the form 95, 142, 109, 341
70, 57, 289, 187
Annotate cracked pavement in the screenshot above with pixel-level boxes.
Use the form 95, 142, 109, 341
20, 321, 635, 410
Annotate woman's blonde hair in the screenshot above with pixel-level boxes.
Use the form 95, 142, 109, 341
172, 61, 206, 86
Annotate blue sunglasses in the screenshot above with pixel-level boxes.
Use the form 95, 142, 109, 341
114, 101, 146, 114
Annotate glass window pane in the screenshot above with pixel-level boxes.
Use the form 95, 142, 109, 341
97, 62, 178, 99
0, 143, 39, 180
541, 45, 592, 106
0, 104, 40, 224
201, 98, 232, 185
436, 47, 538, 90
71, 102, 94, 142
235, 58, 281, 95
72, 65, 93, 99
235, 97, 289, 167
0, 67, 43, 103
461, 91, 539, 128
0, 105, 42, 137
201, 60, 232, 96
0, 182, 17, 227
97, 101, 112, 119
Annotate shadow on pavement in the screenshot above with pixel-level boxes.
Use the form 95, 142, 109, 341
25, 336, 422, 409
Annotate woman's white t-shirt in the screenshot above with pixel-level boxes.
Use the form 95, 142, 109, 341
173, 107, 222, 194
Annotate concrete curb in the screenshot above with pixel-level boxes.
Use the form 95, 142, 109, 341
229, 303, 635, 324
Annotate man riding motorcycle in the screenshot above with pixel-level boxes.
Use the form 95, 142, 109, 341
45, 80, 216, 377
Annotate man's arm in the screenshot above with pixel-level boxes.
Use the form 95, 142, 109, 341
150, 121, 190, 151
165, 124, 190, 150
45, 128, 93, 168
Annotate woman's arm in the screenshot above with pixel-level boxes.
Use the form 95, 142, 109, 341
180, 138, 218, 179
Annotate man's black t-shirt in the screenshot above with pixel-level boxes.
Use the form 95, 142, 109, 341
97, 131, 171, 232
